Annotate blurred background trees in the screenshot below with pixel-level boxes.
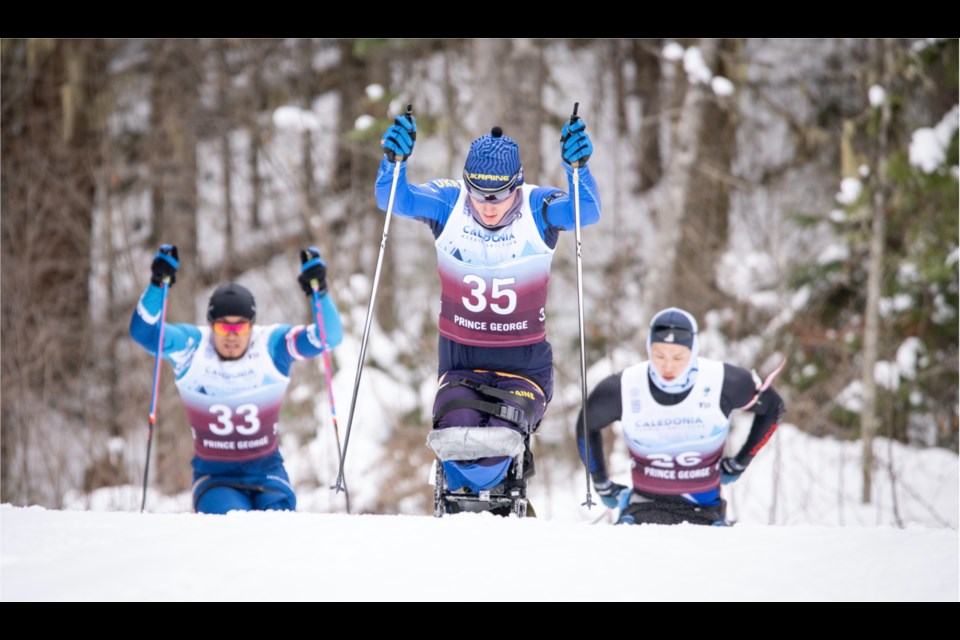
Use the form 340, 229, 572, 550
2, 38, 956, 513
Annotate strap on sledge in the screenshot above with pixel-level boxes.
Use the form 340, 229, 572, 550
433, 378, 536, 433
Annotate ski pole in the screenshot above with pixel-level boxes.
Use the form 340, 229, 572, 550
738, 358, 787, 411
333, 104, 413, 495
569, 102, 594, 509
311, 283, 350, 513
141, 276, 172, 513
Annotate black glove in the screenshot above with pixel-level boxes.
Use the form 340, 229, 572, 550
150, 244, 179, 287
298, 247, 327, 296
594, 479, 629, 509
720, 457, 747, 485
381, 112, 416, 163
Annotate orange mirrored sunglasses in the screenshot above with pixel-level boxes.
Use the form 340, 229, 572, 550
212, 321, 251, 336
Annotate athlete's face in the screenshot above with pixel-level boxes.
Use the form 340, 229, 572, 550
211, 316, 252, 360
650, 343, 692, 381
470, 190, 519, 226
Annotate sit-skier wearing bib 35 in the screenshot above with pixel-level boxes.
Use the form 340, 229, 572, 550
576, 307, 785, 525
130, 245, 343, 514
376, 110, 601, 507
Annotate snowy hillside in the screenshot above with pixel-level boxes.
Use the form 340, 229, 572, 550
57, 423, 959, 530
5, 421, 957, 601
1, 504, 956, 601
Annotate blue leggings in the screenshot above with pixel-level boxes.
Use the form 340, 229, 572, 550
195, 485, 294, 515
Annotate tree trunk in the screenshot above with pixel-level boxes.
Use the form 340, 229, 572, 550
216, 41, 235, 279
508, 38, 544, 180
148, 41, 170, 248
471, 38, 544, 178
247, 45, 264, 231
1, 39, 109, 505
632, 39, 663, 192
297, 38, 319, 239
861, 39, 893, 504
330, 39, 403, 332
472, 39, 505, 128
441, 47, 461, 176
144, 39, 201, 494
642, 38, 719, 316
330, 38, 376, 253
673, 38, 740, 320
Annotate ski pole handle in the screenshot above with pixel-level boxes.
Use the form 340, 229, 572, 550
568, 102, 584, 169
405, 103, 414, 136
386, 104, 415, 164
398, 104, 415, 163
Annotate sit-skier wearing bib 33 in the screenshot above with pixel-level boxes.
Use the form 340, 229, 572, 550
130, 245, 343, 514
576, 307, 785, 525
375, 109, 601, 511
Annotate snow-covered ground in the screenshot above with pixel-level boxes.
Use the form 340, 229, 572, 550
4, 421, 958, 602
2, 504, 957, 602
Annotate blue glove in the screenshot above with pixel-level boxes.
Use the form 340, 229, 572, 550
560, 118, 593, 167
297, 247, 327, 296
594, 479, 629, 509
381, 113, 417, 162
150, 244, 179, 287
720, 457, 747, 485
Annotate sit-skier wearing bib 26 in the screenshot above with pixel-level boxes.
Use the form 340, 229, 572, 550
376, 109, 601, 514
576, 307, 785, 525
130, 245, 343, 514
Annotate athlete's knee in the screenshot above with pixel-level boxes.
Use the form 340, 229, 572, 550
196, 486, 252, 514
433, 382, 486, 429
257, 494, 295, 512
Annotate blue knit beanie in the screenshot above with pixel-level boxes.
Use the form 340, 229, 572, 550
463, 127, 523, 196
